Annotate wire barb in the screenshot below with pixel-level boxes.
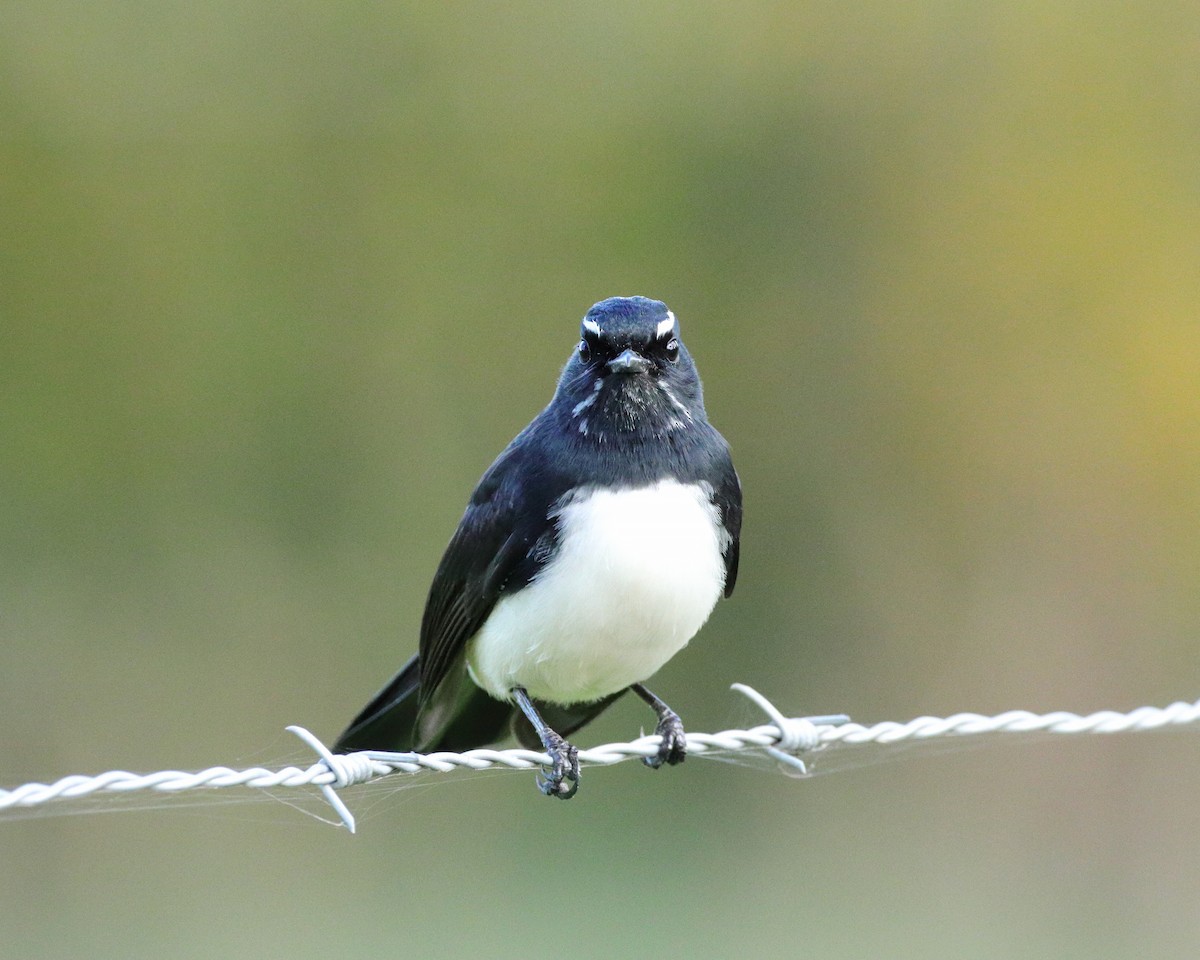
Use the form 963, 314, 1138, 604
730, 683, 851, 774
2, 687, 1197, 828
285, 725, 369, 832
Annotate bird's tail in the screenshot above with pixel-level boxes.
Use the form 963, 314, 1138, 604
334, 653, 513, 754
334, 655, 631, 754
333, 655, 423, 753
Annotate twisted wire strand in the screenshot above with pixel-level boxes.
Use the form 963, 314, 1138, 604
3, 685, 1197, 832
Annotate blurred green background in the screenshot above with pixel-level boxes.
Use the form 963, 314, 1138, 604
3, 3, 1199, 957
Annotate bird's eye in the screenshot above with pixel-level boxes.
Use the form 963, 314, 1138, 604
665, 338, 680, 362
578, 339, 591, 362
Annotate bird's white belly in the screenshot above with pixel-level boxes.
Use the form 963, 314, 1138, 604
467, 480, 727, 704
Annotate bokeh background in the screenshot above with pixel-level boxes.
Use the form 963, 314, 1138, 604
3, 4, 1199, 958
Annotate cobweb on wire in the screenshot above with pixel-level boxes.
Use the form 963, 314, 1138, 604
2, 683, 1197, 832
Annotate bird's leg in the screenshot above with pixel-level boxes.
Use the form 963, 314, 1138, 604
512, 686, 580, 799
631, 683, 687, 768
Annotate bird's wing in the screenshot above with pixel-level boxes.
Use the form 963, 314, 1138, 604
714, 450, 743, 598
418, 436, 560, 703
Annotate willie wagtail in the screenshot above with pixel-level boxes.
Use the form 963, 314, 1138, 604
334, 296, 741, 798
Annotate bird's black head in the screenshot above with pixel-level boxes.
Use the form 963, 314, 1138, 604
551, 296, 707, 439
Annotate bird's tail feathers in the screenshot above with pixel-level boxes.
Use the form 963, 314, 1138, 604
333, 654, 422, 753
334, 656, 630, 754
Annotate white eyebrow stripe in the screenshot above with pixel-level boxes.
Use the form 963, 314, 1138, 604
582, 319, 602, 337
656, 313, 676, 339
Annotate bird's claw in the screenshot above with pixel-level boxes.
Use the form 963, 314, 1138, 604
645, 709, 687, 768
536, 734, 580, 799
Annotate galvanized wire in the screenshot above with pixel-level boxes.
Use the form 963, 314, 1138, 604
3, 684, 1197, 832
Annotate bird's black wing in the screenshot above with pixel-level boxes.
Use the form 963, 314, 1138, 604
418, 428, 561, 705
712, 444, 743, 598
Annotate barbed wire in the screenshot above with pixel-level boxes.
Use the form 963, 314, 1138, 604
3, 684, 1198, 833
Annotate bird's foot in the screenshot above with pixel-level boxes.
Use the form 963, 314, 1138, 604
536, 731, 580, 799
645, 708, 687, 769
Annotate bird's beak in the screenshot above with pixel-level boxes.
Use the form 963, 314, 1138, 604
607, 348, 650, 374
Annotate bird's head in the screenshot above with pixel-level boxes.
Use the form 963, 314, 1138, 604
553, 296, 706, 439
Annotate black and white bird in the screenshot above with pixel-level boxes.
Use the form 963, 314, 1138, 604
335, 296, 742, 798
